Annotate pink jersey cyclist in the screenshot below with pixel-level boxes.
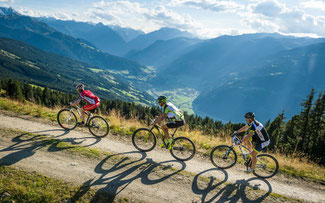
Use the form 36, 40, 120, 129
70, 84, 100, 125
75, 89, 100, 111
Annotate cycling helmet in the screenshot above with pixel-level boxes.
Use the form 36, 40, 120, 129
245, 112, 255, 119
75, 83, 84, 90
157, 95, 167, 104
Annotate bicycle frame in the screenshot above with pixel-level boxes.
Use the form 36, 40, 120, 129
69, 106, 93, 124
149, 124, 178, 149
230, 135, 268, 169
230, 135, 252, 161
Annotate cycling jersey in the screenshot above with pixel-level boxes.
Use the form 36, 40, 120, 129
247, 120, 270, 143
75, 90, 100, 104
74, 90, 100, 111
164, 102, 184, 121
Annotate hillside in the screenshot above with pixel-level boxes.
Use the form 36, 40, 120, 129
39, 18, 128, 56
126, 27, 196, 54
157, 33, 325, 90
0, 9, 146, 76
0, 37, 154, 104
193, 42, 325, 122
125, 37, 201, 68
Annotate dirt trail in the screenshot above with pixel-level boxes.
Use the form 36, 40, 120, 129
0, 113, 324, 202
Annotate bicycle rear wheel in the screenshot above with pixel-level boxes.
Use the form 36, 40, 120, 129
132, 128, 156, 152
253, 154, 279, 178
57, 108, 77, 130
170, 137, 196, 161
88, 116, 109, 137
210, 145, 237, 169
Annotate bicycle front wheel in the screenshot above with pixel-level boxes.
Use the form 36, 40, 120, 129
210, 145, 237, 169
253, 154, 279, 178
88, 116, 109, 137
57, 109, 77, 130
170, 137, 196, 161
132, 128, 156, 152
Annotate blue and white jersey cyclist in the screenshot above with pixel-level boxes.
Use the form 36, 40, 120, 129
235, 112, 270, 173
150, 96, 185, 149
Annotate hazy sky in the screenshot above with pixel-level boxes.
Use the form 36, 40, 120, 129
1, 0, 325, 38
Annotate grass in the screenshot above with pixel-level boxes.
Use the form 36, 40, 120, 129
0, 165, 131, 203
0, 97, 324, 183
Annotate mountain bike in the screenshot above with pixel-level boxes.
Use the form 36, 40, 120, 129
210, 132, 279, 178
57, 105, 109, 138
132, 119, 196, 161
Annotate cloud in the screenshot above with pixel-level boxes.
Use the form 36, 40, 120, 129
300, 0, 325, 11
0, 0, 14, 2
172, 0, 245, 13
242, 0, 325, 36
252, 0, 285, 17
86, 0, 200, 32
16, 8, 76, 20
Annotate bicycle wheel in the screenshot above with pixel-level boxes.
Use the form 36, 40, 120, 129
132, 128, 156, 152
210, 145, 237, 169
170, 137, 196, 161
88, 116, 109, 137
253, 154, 279, 178
57, 108, 77, 130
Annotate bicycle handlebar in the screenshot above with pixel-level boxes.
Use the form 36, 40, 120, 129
231, 131, 238, 137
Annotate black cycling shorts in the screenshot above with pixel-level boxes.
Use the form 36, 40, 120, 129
254, 139, 270, 152
167, 120, 185, 128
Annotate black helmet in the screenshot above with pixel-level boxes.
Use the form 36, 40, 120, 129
245, 112, 255, 119
157, 95, 167, 104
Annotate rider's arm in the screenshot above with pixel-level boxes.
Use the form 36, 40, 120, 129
151, 113, 167, 125
70, 96, 82, 106
237, 125, 250, 134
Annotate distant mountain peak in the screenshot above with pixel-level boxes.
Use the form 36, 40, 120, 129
0, 7, 19, 16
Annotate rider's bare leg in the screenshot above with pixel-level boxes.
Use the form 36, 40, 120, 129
244, 140, 253, 152
161, 124, 170, 139
251, 150, 258, 169
80, 109, 86, 123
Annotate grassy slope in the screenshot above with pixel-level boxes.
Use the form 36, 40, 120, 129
0, 97, 324, 183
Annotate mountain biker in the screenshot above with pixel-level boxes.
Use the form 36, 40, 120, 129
234, 112, 270, 173
150, 96, 185, 149
70, 84, 100, 126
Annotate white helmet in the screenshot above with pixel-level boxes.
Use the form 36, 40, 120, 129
75, 83, 84, 90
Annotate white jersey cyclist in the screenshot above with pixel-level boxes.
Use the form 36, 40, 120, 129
247, 119, 270, 152
164, 102, 184, 121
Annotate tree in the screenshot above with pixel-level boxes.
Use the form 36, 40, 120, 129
310, 91, 325, 157
42, 87, 51, 106
7, 79, 23, 101
267, 111, 285, 151
298, 89, 315, 152
282, 115, 299, 154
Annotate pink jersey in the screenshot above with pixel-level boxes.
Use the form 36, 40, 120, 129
75, 90, 100, 104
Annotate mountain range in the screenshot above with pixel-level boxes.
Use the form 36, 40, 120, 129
1, 6, 324, 122
0, 10, 145, 76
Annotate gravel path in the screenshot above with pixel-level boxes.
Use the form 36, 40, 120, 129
0, 113, 324, 202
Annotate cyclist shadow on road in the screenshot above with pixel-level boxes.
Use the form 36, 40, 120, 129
71, 151, 187, 202
192, 168, 272, 203
0, 130, 99, 166
27, 128, 102, 147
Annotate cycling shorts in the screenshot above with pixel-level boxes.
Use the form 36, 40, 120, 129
254, 139, 270, 152
83, 102, 100, 111
167, 120, 185, 128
